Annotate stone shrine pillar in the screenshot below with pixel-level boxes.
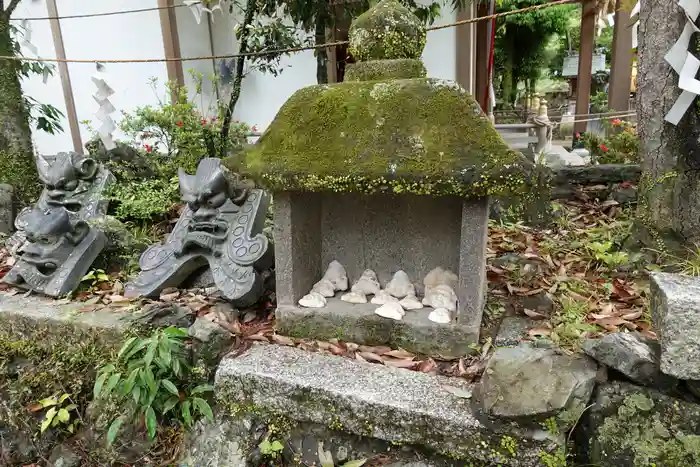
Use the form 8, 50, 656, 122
228, 0, 531, 357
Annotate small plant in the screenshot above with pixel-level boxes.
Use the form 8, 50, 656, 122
81, 268, 110, 288
587, 241, 629, 269
259, 436, 284, 460
93, 327, 214, 444
551, 295, 597, 349
38, 393, 80, 434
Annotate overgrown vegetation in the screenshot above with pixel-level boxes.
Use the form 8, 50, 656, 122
584, 118, 639, 164
93, 326, 214, 445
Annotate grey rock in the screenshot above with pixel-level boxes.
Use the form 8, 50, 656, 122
522, 291, 555, 315
178, 419, 248, 467
215, 343, 563, 465
183, 267, 216, 289
611, 186, 637, 204
650, 272, 700, 379
188, 316, 233, 363
273, 191, 489, 354
0, 183, 13, 234
48, 445, 81, 467
2, 152, 115, 297
125, 159, 272, 307
582, 332, 676, 388
578, 381, 700, 466
129, 302, 194, 328
494, 315, 540, 347
473, 346, 597, 429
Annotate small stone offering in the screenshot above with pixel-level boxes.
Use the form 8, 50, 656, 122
351, 269, 381, 295
371, 290, 400, 305
399, 294, 423, 310
312, 278, 336, 298
341, 291, 367, 304
422, 284, 458, 312
299, 292, 327, 308
323, 260, 349, 291
428, 307, 451, 324
424, 267, 458, 294
386, 270, 414, 298
374, 302, 405, 321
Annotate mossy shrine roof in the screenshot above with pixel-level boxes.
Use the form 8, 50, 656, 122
230, 0, 532, 198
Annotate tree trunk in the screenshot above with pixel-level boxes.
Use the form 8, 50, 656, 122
315, 9, 329, 84
0, 13, 37, 203
636, 0, 700, 244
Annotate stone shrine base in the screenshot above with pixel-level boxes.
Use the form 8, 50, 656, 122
276, 298, 479, 357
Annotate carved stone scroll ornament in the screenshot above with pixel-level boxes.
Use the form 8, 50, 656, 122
124, 158, 272, 307
2, 152, 114, 297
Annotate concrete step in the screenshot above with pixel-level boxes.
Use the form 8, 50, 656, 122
200, 343, 563, 466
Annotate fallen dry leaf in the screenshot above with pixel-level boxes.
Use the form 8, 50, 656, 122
384, 349, 414, 359
383, 358, 417, 369
271, 334, 295, 346
523, 308, 547, 320
358, 351, 384, 363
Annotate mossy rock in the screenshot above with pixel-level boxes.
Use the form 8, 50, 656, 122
345, 58, 426, 82
348, 0, 426, 61
229, 78, 530, 199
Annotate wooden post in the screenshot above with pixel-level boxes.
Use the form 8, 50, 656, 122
475, 3, 489, 110
158, 0, 184, 101
46, 0, 83, 153
608, 0, 634, 112
456, 2, 476, 94
574, 0, 597, 135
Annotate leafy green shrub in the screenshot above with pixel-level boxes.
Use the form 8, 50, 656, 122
584, 118, 639, 164
93, 327, 214, 444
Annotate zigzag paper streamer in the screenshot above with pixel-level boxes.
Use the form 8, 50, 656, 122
183, 0, 227, 24
92, 63, 117, 150
665, 0, 700, 124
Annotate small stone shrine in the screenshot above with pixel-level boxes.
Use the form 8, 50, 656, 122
230, 0, 530, 356
124, 158, 272, 307
3, 152, 115, 297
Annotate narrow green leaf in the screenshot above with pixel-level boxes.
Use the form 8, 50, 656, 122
343, 459, 367, 467
191, 384, 214, 395
161, 379, 179, 396
57, 408, 70, 423
163, 396, 179, 414
117, 336, 138, 361
158, 339, 172, 366
105, 373, 122, 394
172, 358, 181, 378
99, 363, 116, 374
93, 372, 108, 398
107, 418, 123, 445
193, 397, 213, 421
125, 339, 149, 361
132, 385, 141, 404
145, 406, 157, 440
270, 440, 284, 451
58, 394, 70, 404
143, 367, 157, 395
64, 404, 78, 412
122, 368, 140, 395
144, 341, 158, 366
38, 397, 58, 408
181, 400, 192, 426
40, 415, 53, 432
164, 326, 188, 338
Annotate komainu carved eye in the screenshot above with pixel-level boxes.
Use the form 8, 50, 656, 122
64, 180, 78, 191
206, 192, 227, 209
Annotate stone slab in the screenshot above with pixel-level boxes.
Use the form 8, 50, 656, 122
215, 343, 563, 466
494, 315, 541, 347
577, 381, 700, 466
276, 298, 478, 357
650, 272, 700, 379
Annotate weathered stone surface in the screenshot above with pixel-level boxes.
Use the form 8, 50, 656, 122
0, 183, 13, 234
427, 307, 451, 324
188, 316, 234, 363
399, 294, 423, 310
351, 269, 381, 296
582, 332, 675, 388
322, 260, 348, 292
371, 290, 399, 305
473, 346, 597, 429
178, 419, 248, 467
125, 159, 272, 307
494, 316, 540, 347
578, 382, 700, 466
341, 291, 367, 304
312, 278, 335, 297
374, 301, 405, 320
650, 272, 700, 379
3, 152, 115, 297
421, 284, 457, 312
386, 270, 414, 298
277, 300, 478, 357
214, 344, 562, 465
299, 292, 327, 308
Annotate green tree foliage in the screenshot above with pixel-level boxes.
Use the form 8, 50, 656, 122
493, 0, 579, 105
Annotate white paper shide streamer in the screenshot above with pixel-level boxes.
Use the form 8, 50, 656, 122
665, 0, 700, 125
92, 64, 117, 150
183, 0, 228, 24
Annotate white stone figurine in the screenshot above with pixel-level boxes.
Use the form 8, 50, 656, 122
422, 284, 458, 312
371, 290, 400, 305
385, 270, 415, 298
341, 291, 367, 304
428, 307, 451, 324
299, 291, 327, 308
311, 278, 335, 298
399, 294, 423, 310
322, 260, 348, 291
374, 302, 405, 321
351, 269, 381, 296
424, 267, 458, 295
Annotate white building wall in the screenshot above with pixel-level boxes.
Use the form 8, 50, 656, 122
14, 0, 459, 155
12, 0, 169, 156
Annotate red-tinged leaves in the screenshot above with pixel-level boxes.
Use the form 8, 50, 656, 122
383, 358, 417, 369
417, 358, 437, 374
271, 334, 295, 346
357, 352, 384, 363
245, 332, 269, 342
329, 344, 345, 355
384, 349, 414, 359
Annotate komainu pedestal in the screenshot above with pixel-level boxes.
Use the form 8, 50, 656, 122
2, 152, 115, 297
124, 158, 271, 307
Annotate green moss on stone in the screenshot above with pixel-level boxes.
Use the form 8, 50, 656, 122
230, 78, 530, 199
345, 58, 426, 82
348, 0, 426, 61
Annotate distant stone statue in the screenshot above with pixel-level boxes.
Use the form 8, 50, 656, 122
124, 158, 271, 307
3, 152, 114, 297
